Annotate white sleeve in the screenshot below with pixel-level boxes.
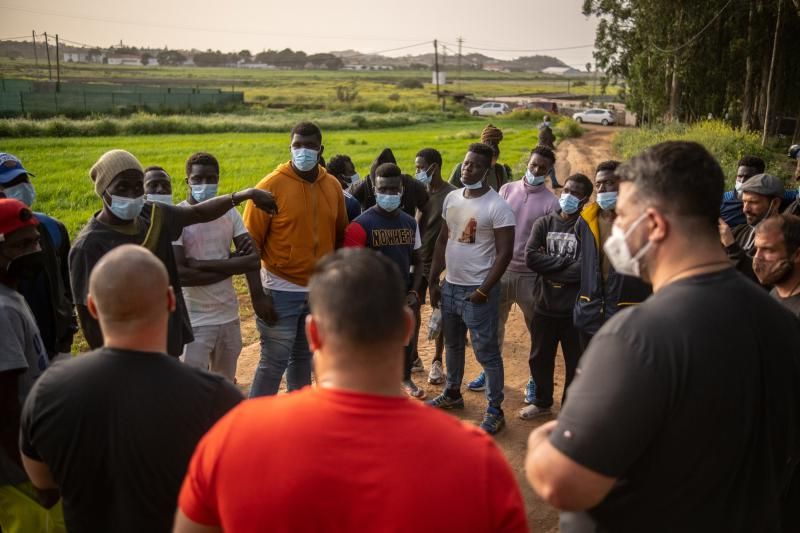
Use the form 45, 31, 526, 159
414, 224, 422, 250
173, 231, 184, 246
492, 197, 516, 229
230, 209, 248, 238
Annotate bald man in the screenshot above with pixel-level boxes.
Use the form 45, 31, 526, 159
19, 245, 242, 533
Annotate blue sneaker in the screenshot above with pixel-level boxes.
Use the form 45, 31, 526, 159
425, 392, 465, 410
524, 377, 536, 405
479, 406, 505, 434
467, 372, 486, 392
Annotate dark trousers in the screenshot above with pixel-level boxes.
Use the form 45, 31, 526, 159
530, 313, 583, 408
403, 303, 421, 380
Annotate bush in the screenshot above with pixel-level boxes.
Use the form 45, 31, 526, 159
553, 119, 584, 141
388, 93, 400, 102
397, 79, 424, 89
613, 120, 783, 188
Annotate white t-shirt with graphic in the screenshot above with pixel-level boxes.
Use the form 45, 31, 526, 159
442, 188, 516, 286
175, 203, 249, 327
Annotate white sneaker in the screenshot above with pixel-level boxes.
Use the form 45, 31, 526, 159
518, 404, 552, 420
411, 357, 425, 374
428, 360, 444, 385
402, 379, 427, 400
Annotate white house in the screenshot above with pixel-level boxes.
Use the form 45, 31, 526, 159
542, 66, 583, 76
107, 54, 142, 66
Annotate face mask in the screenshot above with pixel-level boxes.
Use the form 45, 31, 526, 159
597, 191, 618, 211
415, 169, 432, 185
106, 194, 145, 221
291, 148, 319, 172
146, 193, 173, 204
4, 250, 45, 280
464, 169, 488, 190
524, 169, 545, 186
734, 180, 744, 194
753, 256, 793, 286
376, 193, 401, 211
190, 184, 218, 203
349, 173, 360, 184
559, 193, 582, 215
3, 182, 36, 207
603, 212, 653, 278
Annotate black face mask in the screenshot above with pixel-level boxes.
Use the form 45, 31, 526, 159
4, 250, 45, 281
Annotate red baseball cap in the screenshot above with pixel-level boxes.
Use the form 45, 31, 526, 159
0, 198, 38, 242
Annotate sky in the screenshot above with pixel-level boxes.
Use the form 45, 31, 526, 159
0, 0, 599, 67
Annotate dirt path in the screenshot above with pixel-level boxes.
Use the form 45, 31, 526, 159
233, 124, 618, 532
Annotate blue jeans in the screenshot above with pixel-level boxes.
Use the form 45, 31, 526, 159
441, 281, 504, 408
249, 289, 313, 398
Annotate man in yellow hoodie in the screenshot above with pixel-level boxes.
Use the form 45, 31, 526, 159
244, 122, 347, 397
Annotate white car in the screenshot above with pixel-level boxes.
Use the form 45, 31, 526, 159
572, 108, 616, 125
470, 102, 509, 117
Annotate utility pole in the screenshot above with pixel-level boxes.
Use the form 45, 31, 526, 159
31, 31, 38, 67
762, 0, 783, 147
433, 39, 440, 103
55, 34, 61, 91
457, 36, 462, 90
43, 32, 52, 81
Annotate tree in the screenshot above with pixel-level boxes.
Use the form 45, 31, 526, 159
238, 49, 252, 62
140, 53, 153, 66
156, 50, 187, 66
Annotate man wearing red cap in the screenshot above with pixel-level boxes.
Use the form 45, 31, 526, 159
0, 198, 59, 530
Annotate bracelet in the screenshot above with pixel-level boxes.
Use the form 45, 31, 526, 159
476, 288, 488, 298
230, 192, 237, 207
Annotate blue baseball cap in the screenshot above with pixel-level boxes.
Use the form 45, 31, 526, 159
0, 153, 35, 185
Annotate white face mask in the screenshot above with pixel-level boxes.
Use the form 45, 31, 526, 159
146, 193, 173, 204
603, 212, 652, 278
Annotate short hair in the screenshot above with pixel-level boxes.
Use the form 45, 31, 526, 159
567, 173, 594, 198
737, 155, 766, 173
185, 152, 219, 177
416, 148, 442, 168
309, 248, 406, 344
617, 141, 724, 230
467, 143, 494, 167
530, 145, 556, 164
144, 165, 167, 174
326, 155, 353, 178
757, 214, 800, 256
375, 163, 401, 179
596, 160, 621, 174
290, 121, 322, 143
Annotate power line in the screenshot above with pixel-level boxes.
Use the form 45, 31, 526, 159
441, 41, 594, 53
0, 35, 33, 41
651, 0, 734, 54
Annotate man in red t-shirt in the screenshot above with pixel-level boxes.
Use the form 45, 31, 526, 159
175, 248, 527, 533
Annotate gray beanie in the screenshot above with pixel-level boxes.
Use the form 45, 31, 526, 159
90, 150, 143, 197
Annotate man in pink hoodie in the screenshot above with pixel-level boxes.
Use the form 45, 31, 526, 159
465, 146, 559, 402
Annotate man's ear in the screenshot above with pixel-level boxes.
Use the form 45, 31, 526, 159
167, 286, 176, 313
647, 207, 669, 244
318, 145, 325, 158
87, 294, 99, 320
305, 314, 322, 352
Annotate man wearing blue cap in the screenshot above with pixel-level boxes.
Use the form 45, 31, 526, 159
0, 153, 77, 361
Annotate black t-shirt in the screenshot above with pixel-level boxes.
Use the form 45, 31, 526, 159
69, 203, 193, 356
771, 287, 800, 318
20, 347, 243, 533
349, 174, 429, 218
552, 269, 800, 532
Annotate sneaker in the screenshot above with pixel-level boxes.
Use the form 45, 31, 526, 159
524, 377, 536, 405
480, 406, 506, 434
411, 357, 425, 374
402, 379, 427, 400
425, 391, 465, 410
518, 404, 552, 420
467, 372, 486, 392
428, 360, 444, 385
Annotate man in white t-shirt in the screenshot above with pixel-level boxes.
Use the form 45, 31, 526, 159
173, 152, 259, 381
426, 143, 516, 435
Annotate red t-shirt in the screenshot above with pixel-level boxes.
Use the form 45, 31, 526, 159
179, 387, 527, 532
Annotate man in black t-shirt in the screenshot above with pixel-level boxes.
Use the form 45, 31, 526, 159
21, 245, 243, 533
754, 214, 800, 319
525, 141, 800, 532
69, 149, 276, 356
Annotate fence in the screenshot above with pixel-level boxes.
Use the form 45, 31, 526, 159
0, 79, 244, 115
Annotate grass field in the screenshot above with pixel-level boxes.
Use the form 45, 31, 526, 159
4, 117, 557, 235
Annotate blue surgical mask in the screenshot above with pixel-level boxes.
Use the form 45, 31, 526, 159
146, 193, 173, 204
4, 182, 36, 207
349, 173, 360, 184
415, 170, 432, 185
376, 193, 401, 211
524, 169, 545, 186
559, 192, 581, 214
190, 184, 218, 203
106, 194, 144, 221
291, 148, 319, 172
597, 191, 618, 211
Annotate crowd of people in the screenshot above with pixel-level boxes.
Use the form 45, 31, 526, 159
0, 120, 798, 532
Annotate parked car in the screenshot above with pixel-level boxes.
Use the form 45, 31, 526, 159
470, 102, 509, 117
572, 108, 616, 125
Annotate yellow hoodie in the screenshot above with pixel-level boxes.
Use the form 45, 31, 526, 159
243, 162, 346, 287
